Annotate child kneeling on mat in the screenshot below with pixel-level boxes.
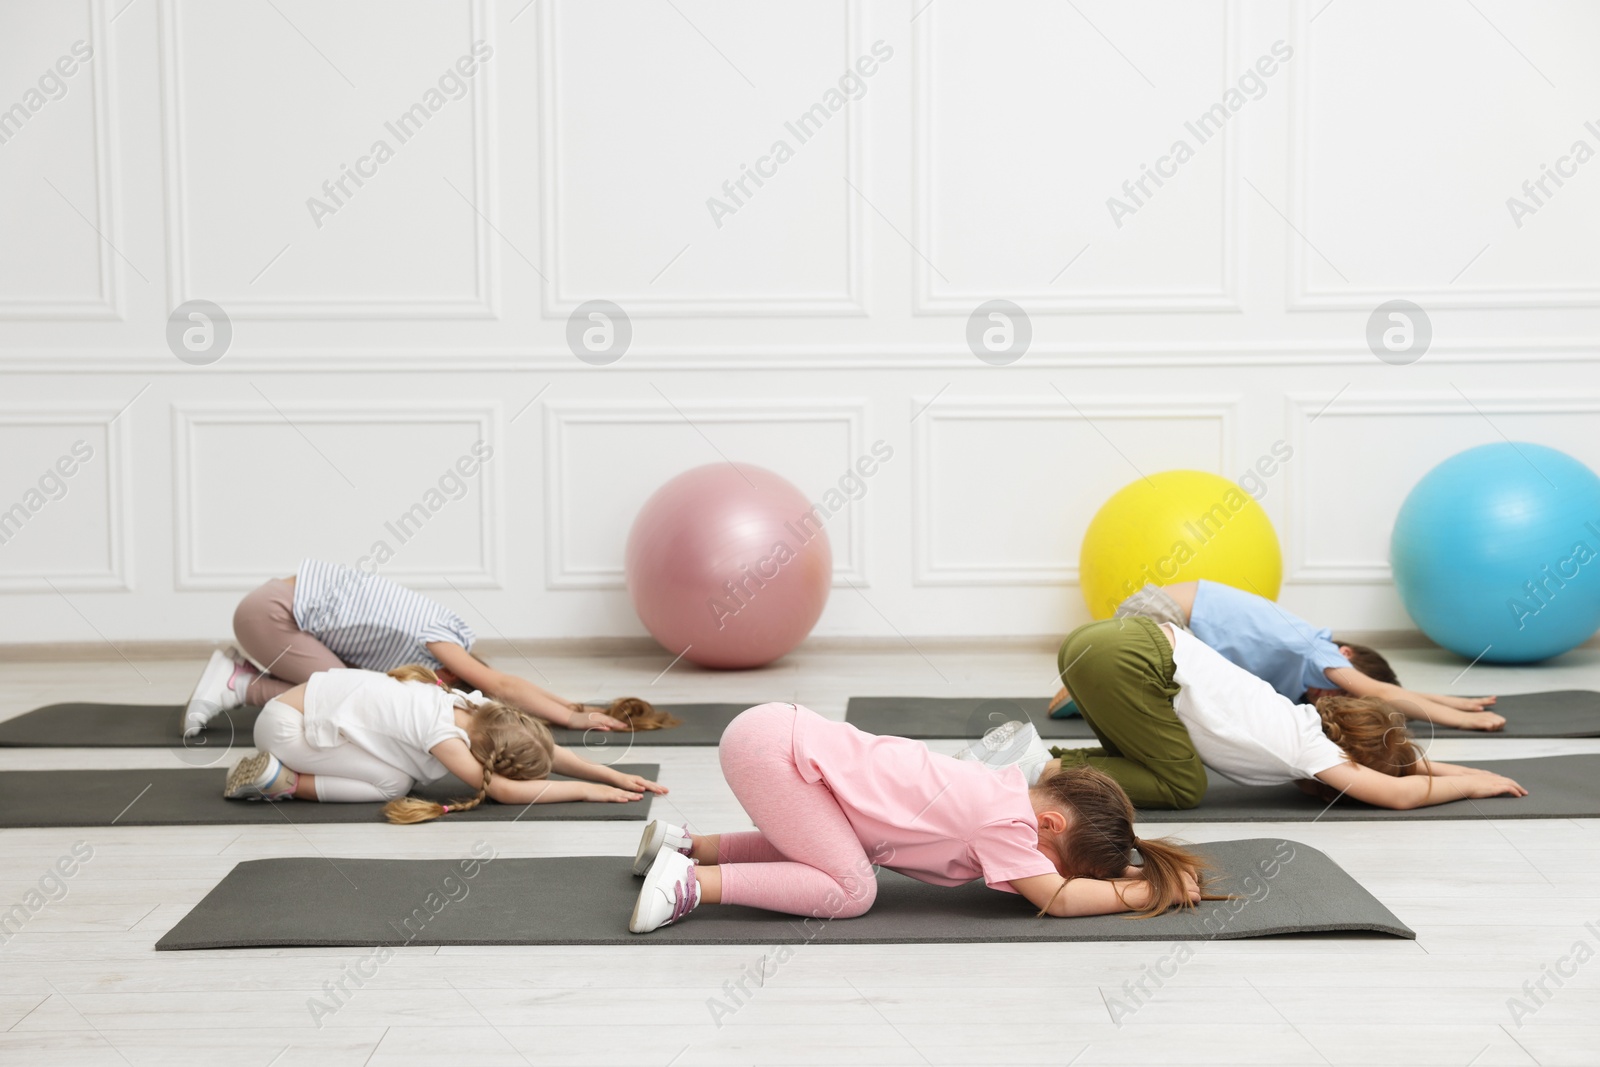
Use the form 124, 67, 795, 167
223, 664, 666, 821
1050, 580, 1503, 731
186, 557, 677, 739
627, 701, 1211, 934
1046, 617, 1526, 811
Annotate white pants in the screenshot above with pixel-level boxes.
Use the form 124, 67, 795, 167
253, 699, 414, 802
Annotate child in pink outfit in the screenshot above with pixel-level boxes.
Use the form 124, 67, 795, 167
628, 703, 1210, 934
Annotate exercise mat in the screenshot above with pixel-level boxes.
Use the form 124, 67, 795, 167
845, 690, 1600, 741
155, 837, 1411, 950
1135, 755, 1600, 822
844, 696, 1094, 740
0, 764, 659, 827
0, 702, 752, 747
1404, 690, 1600, 739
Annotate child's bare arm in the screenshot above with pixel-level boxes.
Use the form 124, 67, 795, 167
490, 777, 642, 804
1322, 666, 1505, 731
1422, 692, 1499, 712
1011, 872, 1200, 917
427, 641, 626, 730
1313, 762, 1526, 809
550, 746, 668, 794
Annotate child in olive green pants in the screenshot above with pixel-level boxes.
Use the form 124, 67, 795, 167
1048, 617, 1208, 809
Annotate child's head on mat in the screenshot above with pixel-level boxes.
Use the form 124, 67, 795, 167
1301, 640, 1399, 703
1314, 695, 1427, 777
1030, 764, 1212, 917
382, 664, 555, 824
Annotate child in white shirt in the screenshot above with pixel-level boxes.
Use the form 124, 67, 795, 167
224, 664, 666, 821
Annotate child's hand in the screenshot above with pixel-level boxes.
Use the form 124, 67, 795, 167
572, 707, 628, 732
582, 782, 644, 803
612, 771, 667, 795
1451, 709, 1506, 731
1465, 772, 1527, 799
1440, 694, 1497, 711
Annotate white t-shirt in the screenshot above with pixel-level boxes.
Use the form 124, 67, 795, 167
1167, 626, 1347, 787
302, 669, 470, 783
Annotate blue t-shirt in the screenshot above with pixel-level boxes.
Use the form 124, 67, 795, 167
1186, 580, 1350, 701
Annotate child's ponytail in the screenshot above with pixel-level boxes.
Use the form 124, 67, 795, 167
1126, 835, 1213, 917
571, 697, 683, 732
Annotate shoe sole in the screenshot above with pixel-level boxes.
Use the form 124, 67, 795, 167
184, 650, 236, 737
632, 820, 666, 876
629, 849, 675, 933
224, 752, 272, 799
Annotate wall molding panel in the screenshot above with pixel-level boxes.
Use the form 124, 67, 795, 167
157, 0, 498, 319
171, 402, 502, 590
0, 0, 121, 322
910, 0, 1242, 314
536, 0, 865, 317
0, 406, 132, 593
1284, 0, 1600, 311
1285, 391, 1600, 583
912, 396, 1238, 586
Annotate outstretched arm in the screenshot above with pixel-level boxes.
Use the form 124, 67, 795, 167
1010, 872, 1200, 917
428, 641, 626, 730
1311, 761, 1526, 809
1324, 666, 1505, 731
550, 745, 667, 795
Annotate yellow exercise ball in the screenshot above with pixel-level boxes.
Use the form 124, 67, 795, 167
1079, 470, 1282, 619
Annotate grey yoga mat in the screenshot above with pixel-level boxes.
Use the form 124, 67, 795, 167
845, 690, 1600, 741
1134, 755, 1600, 823
0, 764, 659, 828
155, 837, 1412, 950
0, 702, 751, 748
845, 697, 1095, 740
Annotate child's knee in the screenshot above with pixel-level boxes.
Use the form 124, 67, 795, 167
829, 875, 877, 919
375, 773, 415, 801
1167, 766, 1207, 810
251, 701, 298, 753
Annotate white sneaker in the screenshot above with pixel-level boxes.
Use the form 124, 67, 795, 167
223, 752, 295, 801
183, 649, 257, 738
632, 819, 693, 875
958, 720, 1051, 785
630, 848, 700, 934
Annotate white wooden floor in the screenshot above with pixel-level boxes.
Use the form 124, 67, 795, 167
2, 644, 1599, 1066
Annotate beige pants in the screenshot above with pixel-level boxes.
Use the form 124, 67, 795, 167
232, 578, 346, 704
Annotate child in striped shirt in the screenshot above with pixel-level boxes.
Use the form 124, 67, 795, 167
185, 559, 673, 738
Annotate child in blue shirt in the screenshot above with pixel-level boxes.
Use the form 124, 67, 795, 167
1051, 580, 1504, 732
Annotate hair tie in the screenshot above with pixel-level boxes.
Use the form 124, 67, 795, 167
440, 805, 451, 814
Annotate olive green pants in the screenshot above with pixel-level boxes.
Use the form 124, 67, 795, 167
1048, 616, 1207, 809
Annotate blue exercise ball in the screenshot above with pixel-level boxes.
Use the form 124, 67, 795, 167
1391, 442, 1600, 663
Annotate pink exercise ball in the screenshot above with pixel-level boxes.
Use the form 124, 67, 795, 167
625, 463, 832, 669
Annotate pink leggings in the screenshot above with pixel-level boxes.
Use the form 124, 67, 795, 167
715, 703, 879, 920
232, 578, 345, 705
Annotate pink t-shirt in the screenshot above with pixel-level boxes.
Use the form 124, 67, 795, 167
791, 711, 1058, 893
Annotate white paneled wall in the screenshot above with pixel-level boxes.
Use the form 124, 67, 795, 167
2, 0, 1598, 645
